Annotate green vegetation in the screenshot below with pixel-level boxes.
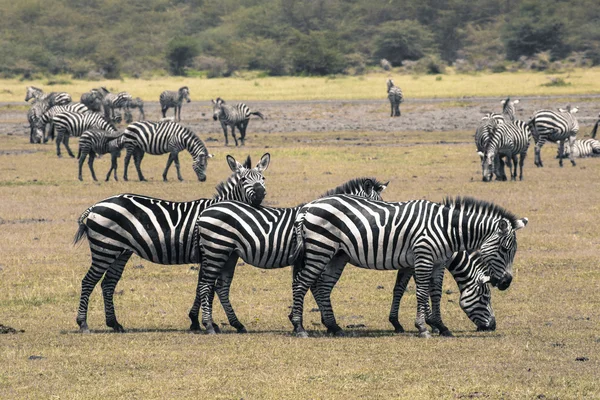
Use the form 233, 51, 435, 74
1, 0, 599, 78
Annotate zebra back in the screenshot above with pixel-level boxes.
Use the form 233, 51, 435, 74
54, 111, 117, 138
500, 97, 519, 122
529, 107, 579, 141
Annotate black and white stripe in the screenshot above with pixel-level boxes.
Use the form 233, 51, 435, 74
160, 87, 190, 121
80, 88, 109, 113
212, 97, 264, 146
77, 130, 129, 181
52, 111, 117, 157
386, 79, 403, 117
528, 106, 579, 167
557, 138, 600, 158
103, 91, 133, 120
289, 196, 527, 338
72, 153, 270, 332
482, 119, 531, 181
189, 178, 389, 333
124, 97, 145, 123
36, 103, 89, 143
122, 121, 210, 182
25, 86, 71, 106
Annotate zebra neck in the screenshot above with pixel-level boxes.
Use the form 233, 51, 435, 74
185, 133, 206, 160
448, 209, 496, 253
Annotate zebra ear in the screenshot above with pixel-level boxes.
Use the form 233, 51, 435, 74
207, 153, 214, 158
498, 219, 510, 235
226, 155, 244, 172
514, 217, 528, 231
211, 99, 217, 105
379, 181, 389, 192
571, 107, 579, 114
255, 153, 271, 173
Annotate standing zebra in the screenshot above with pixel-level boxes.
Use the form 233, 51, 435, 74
386, 79, 403, 117
103, 91, 133, 121
124, 97, 145, 123
122, 120, 211, 182
481, 118, 531, 181
557, 138, 600, 158
212, 97, 264, 146
36, 103, 89, 143
289, 196, 527, 338
27, 99, 51, 144
189, 177, 389, 334
80, 89, 105, 113
160, 87, 190, 121
527, 106, 579, 167
77, 130, 129, 181
25, 86, 71, 105
52, 111, 118, 157
72, 153, 270, 332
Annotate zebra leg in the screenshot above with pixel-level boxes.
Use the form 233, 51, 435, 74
519, 152, 526, 181
394, 103, 401, 117
214, 256, 247, 333
162, 153, 176, 182
239, 121, 248, 146
425, 263, 453, 337
534, 138, 545, 167
106, 153, 119, 182
231, 126, 239, 147
88, 153, 98, 181
123, 147, 133, 181
196, 259, 224, 334
55, 130, 63, 157
510, 154, 518, 181
388, 268, 413, 333
220, 122, 229, 146
413, 252, 434, 338
558, 140, 565, 168
161, 106, 168, 118
100, 251, 132, 332
173, 153, 184, 181
78, 151, 88, 181
390, 102, 394, 117
133, 149, 147, 181
310, 254, 348, 336
567, 135, 577, 167
63, 135, 76, 158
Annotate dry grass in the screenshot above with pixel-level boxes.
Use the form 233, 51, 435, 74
2, 68, 600, 102
0, 126, 599, 399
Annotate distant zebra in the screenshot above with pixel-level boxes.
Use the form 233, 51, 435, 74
388, 251, 495, 334
160, 87, 190, 121
123, 121, 211, 181
212, 97, 264, 146
27, 99, 51, 144
527, 106, 579, 167
80, 89, 107, 113
557, 138, 600, 158
72, 153, 270, 332
77, 130, 129, 181
482, 118, 531, 181
386, 79, 403, 117
124, 97, 145, 123
103, 91, 133, 121
189, 177, 389, 333
52, 111, 118, 157
36, 103, 89, 143
25, 86, 71, 106
289, 196, 527, 338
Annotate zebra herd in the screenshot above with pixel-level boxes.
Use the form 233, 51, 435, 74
23, 86, 265, 182
72, 150, 528, 338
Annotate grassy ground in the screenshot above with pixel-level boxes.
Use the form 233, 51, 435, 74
0, 126, 598, 399
2, 68, 600, 102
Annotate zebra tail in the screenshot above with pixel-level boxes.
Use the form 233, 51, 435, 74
591, 119, 599, 139
527, 117, 538, 139
73, 206, 93, 245
251, 111, 265, 120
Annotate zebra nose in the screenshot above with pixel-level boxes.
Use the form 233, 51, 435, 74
497, 274, 512, 291
252, 184, 266, 205
212, 115, 218, 121
477, 318, 496, 331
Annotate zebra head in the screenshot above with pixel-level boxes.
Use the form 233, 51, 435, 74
192, 152, 213, 182
479, 217, 528, 291
25, 86, 43, 102
216, 153, 270, 206
481, 119, 500, 182
212, 98, 225, 121
180, 87, 191, 103
321, 177, 388, 201
386, 79, 394, 92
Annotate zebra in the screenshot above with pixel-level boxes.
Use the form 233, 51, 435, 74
35, 103, 89, 143
556, 138, 600, 158
527, 106, 579, 167
212, 97, 264, 146
475, 98, 520, 180
189, 177, 389, 334
72, 153, 270, 333
27, 99, 51, 144
124, 97, 145, 123
122, 121, 211, 182
591, 113, 600, 139
103, 91, 133, 121
289, 196, 528, 338
80, 89, 105, 113
160, 87, 190, 121
481, 118, 531, 181
52, 111, 118, 157
25, 86, 71, 106
77, 130, 130, 181
386, 79, 403, 117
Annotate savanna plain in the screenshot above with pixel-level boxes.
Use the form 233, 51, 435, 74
0, 72, 599, 399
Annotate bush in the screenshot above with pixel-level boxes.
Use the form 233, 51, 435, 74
344, 53, 367, 75
289, 32, 345, 75
167, 37, 200, 76
373, 20, 437, 66
193, 56, 229, 78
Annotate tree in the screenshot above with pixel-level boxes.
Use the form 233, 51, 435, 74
373, 20, 437, 66
167, 37, 200, 76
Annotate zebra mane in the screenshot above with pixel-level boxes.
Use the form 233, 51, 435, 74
502, 97, 512, 113
319, 177, 385, 198
216, 97, 225, 104
443, 196, 518, 228
212, 156, 253, 199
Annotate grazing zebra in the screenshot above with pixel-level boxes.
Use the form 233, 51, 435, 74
124, 97, 145, 123
36, 103, 89, 143
80, 89, 104, 113
212, 97, 264, 146
160, 87, 190, 121
557, 138, 600, 158
77, 130, 129, 181
52, 111, 118, 157
122, 121, 211, 182
189, 177, 389, 334
289, 196, 527, 338
481, 118, 531, 181
386, 79, 403, 117
72, 153, 270, 332
27, 99, 51, 144
475, 98, 520, 180
103, 91, 133, 121
527, 106, 579, 167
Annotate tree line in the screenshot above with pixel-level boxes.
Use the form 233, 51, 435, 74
2, 0, 599, 79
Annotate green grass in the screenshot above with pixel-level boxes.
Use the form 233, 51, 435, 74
0, 127, 599, 399
2, 68, 600, 102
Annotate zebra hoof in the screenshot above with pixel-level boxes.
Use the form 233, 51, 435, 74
440, 330, 455, 338
79, 327, 91, 334
295, 331, 309, 338
419, 331, 432, 339
212, 323, 221, 334
236, 327, 248, 334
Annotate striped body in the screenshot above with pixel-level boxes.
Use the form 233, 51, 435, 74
80, 90, 104, 112
25, 86, 71, 106
103, 91, 133, 120
190, 178, 388, 333
27, 99, 51, 143
482, 119, 531, 181
212, 98, 264, 146
528, 107, 579, 167
78, 130, 128, 181
36, 103, 89, 143
386, 79, 403, 117
160, 87, 190, 121
52, 111, 116, 157
124, 97, 145, 123
73, 153, 271, 332
290, 196, 527, 338
122, 121, 209, 182
558, 138, 600, 158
